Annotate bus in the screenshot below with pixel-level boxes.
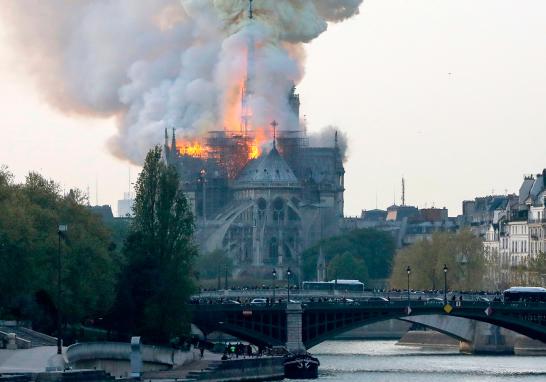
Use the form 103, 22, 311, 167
302, 280, 364, 293
503, 287, 546, 303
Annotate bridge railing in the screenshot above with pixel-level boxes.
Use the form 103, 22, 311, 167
193, 290, 500, 302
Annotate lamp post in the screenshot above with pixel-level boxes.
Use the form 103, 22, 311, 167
272, 269, 277, 304
443, 264, 448, 303
218, 322, 224, 346
406, 266, 411, 305
57, 224, 68, 355
199, 168, 207, 225
286, 268, 291, 303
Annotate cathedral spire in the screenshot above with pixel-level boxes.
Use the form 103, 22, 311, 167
171, 128, 176, 153
240, 0, 255, 135
271, 120, 278, 150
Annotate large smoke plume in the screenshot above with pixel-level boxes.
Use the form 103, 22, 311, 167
3, 0, 362, 163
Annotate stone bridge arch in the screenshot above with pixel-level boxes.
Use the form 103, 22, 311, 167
192, 302, 546, 350
399, 315, 476, 342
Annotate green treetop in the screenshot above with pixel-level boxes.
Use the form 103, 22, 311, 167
112, 146, 197, 343
389, 229, 485, 291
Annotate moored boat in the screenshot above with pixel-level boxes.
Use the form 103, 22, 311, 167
283, 352, 320, 379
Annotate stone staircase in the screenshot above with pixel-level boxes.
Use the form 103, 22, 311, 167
175, 358, 285, 381
184, 360, 223, 380
0, 326, 57, 348
142, 360, 222, 381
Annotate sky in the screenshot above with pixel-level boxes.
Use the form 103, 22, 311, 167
0, 0, 545, 217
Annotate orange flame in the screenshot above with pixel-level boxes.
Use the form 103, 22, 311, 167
249, 144, 259, 159
177, 141, 206, 157
250, 127, 270, 159
176, 39, 274, 165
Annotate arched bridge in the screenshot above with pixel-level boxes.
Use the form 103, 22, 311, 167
191, 301, 546, 351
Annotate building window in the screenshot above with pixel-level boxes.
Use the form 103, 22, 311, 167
257, 198, 267, 220
272, 197, 285, 223
269, 237, 278, 260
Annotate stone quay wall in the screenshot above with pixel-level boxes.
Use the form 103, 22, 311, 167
202, 357, 285, 382
65, 342, 198, 378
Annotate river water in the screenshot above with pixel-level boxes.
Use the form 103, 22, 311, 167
288, 340, 546, 381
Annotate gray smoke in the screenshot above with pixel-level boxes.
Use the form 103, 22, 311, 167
309, 125, 349, 162
2, 0, 362, 163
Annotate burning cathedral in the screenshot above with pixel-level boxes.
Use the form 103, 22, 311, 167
163, 1, 345, 281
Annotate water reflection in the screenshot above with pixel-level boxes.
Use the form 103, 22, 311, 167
285, 340, 546, 382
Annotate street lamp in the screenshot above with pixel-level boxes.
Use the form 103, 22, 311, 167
199, 168, 207, 225
272, 269, 277, 304
218, 322, 224, 346
286, 268, 292, 303
406, 266, 411, 305
443, 264, 448, 303
57, 224, 68, 355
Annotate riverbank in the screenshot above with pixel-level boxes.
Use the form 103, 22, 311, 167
0, 349, 285, 382
397, 329, 546, 355
142, 352, 285, 381
397, 330, 459, 349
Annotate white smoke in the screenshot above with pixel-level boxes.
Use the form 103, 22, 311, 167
2, 0, 362, 163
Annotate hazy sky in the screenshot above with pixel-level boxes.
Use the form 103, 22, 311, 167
0, 0, 545, 217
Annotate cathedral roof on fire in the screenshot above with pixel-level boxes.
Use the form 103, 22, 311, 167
235, 146, 299, 188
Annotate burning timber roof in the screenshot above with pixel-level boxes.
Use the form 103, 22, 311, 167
234, 146, 299, 189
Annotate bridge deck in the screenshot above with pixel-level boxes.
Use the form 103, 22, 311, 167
191, 301, 546, 349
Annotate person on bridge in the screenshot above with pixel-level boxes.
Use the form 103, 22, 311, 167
199, 341, 205, 358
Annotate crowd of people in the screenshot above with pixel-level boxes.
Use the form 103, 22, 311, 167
200, 285, 301, 293
218, 343, 284, 360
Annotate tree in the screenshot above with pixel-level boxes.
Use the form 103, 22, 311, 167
327, 252, 368, 281
0, 168, 118, 332
511, 252, 546, 287
389, 229, 485, 291
195, 249, 233, 288
530, 252, 546, 274
112, 146, 197, 343
301, 228, 396, 282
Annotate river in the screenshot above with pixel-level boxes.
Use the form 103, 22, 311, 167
288, 340, 546, 381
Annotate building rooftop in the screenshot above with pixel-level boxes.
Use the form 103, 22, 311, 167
361, 209, 387, 222
235, 146, 299, 188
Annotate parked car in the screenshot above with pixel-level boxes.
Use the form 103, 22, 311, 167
250, 298, 268, 305
367, 296, 389, 303
222, 300, 241, 304
425, 297, 444, 305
